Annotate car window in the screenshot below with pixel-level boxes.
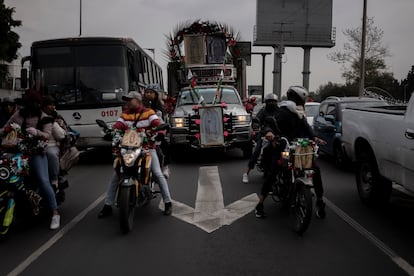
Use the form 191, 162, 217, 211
326, 104, 336, 117
318, 103, 328, 116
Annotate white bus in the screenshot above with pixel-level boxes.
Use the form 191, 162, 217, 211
21, 36, 163, 148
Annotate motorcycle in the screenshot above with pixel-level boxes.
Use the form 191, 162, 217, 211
96, 119, 169, 234
0, 123, 72, 239
269, 137, 318, 235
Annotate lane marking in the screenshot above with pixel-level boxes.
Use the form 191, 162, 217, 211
325, 197, 414, 276
160, 166, 258, 233
7, 193, 105, 276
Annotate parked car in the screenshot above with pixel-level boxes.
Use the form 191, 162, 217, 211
304, 102, 320, 127
313, 96, 387, 168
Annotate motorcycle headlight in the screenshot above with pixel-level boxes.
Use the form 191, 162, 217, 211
122, 149, 141, 167
281, 151, 290, 159
237, 115, 250, 124
172, 117, 185, 128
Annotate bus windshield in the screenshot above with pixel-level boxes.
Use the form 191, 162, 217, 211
33, 45, 128, 108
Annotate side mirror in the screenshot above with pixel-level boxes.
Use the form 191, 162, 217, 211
21, 68, 28, 89
96, 119, 108, 130
324, 115, 335, 123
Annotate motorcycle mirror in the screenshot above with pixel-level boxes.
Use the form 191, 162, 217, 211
96, 119, 108, 129
155, 123, 170, 131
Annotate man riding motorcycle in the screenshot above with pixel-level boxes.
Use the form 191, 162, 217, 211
255, 86, 326, 219
98, 91, 173, 217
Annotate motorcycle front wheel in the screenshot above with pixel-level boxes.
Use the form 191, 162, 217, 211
289, 181, 313, 235
119, 186, 136, 234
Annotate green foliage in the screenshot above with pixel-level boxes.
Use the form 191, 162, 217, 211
316, 82, 358, 101
0, 0, 22, 81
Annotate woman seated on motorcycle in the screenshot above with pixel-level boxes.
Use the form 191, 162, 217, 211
4, 92, 61, 229
41, 97, 67, 199
98, 91, 173, 218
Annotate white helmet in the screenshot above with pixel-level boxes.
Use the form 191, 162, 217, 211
286, 86, 308, 105
264, 93, 278, 103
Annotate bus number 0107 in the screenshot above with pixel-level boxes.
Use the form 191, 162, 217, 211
101, 110, 118, 117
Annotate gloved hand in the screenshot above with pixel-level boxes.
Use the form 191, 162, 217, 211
26, 127, 38, 136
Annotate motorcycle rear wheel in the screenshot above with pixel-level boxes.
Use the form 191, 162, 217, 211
119, 186, 136, 234
289, 182, 313, 235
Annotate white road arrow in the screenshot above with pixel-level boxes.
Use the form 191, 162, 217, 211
159, 166, 258, 233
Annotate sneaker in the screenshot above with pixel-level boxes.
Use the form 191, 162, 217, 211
98, 204, 113, 218
242, 173, 249, 184
50, 214, 60, 230
255, 203, 266, 218
162, 166, 170, 179
315, 199, 326, 219
164, 202, 172, 216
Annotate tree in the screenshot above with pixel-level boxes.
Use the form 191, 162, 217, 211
0, 0, 22, 82
328, 17, 391, 86
316, 82, 358, 101
399, 65, 414, 102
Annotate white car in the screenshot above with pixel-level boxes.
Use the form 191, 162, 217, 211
304, 102, 320, 127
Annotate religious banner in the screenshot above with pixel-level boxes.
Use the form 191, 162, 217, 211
184, 34, 206, 65
206, 35, 226, 64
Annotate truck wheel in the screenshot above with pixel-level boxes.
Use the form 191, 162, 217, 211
356, 152, 391, 205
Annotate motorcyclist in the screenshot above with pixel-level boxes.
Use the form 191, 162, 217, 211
98, 91, 173, 217
255, 85, 326, 219
242, 93, 279, 184
142, 83, 171, 178
3, 92, 61, 229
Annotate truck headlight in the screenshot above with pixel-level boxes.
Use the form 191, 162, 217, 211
237, 115, 249, 123
172, 117, 185, 128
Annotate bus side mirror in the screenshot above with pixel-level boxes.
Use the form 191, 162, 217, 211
21, 68, 28, 89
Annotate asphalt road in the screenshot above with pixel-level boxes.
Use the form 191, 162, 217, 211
1, 148, 413, 276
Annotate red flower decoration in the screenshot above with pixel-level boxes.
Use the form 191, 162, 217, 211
221, 102, 227, 108
192, 105, 199, 110
195, 119, 201, 125
195, 133, 201, 139
223, 131, 228, 137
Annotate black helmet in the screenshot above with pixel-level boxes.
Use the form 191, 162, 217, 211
286, 86, 308, 105
264, 93, 278, 103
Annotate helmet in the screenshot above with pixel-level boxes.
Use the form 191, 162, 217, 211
145, 83, 160, 93
264, 93, 278, 103
286, 86, 308, 105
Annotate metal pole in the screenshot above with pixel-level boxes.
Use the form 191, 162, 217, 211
79, 0, 82, 36
404, 84, 408, 102
359, 0, 367, 96
273, 45, 282, 99
302, 46, 311, 90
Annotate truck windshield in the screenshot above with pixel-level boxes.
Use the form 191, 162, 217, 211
32, 45, 128, 107
178, 87, 241, 105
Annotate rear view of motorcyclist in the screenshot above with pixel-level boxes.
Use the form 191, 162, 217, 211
242, 93, 279, 184
255, 86, 326, 219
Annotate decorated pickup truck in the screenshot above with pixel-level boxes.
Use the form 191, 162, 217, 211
165, 20, 252, 157
342, 94, 414, 204
169, 85, 252, 156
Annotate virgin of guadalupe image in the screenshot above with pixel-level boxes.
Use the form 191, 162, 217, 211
200, 108, 222, 145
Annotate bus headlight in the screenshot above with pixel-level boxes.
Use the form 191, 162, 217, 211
172, 117, 185, 128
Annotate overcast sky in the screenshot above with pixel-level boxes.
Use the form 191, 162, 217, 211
5, 0, 414, 95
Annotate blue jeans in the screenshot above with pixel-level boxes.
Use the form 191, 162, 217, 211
104, 149, 172, 206
30, 154, 58, 210
46, 146, 60, 184
247, 135, 263, 170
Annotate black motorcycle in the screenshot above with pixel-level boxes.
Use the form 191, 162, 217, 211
270, 137, 318, 235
